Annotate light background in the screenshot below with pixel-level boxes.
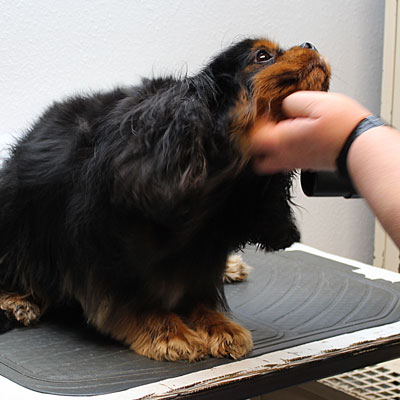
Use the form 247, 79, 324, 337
0, 0, 385, 263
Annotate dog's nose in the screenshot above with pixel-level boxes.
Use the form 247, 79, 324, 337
300, 42, 318, 52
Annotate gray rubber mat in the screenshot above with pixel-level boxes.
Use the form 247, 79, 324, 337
1, 248, 400, 396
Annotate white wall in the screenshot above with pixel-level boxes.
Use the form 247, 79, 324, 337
1, 0, 385, 263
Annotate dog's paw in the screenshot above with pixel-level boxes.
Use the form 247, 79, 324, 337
0, 293, 41, 326
135, 325, 207, 362
98, 310, 208, 362
201, 318, 253, 359
223, 254, 252, 283
189, 306, 253, 359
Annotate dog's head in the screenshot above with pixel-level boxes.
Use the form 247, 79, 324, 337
202, 38, 330, 250
208, 38, 330, 152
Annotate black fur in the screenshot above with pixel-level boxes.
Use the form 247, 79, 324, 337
0, 39, 299, 328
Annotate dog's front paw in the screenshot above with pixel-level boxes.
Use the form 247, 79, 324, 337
98, 311, 208, 362
189, 306, 253, 359
202, 318, 253, 359
138, 325, 207, 362
223, 254, 252, 283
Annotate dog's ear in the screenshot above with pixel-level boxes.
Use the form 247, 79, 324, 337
224, 171, 300, 251
250, 173, 300, 250
112, 84, 215, 225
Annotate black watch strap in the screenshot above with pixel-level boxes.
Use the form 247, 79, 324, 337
336, 114, 385, 181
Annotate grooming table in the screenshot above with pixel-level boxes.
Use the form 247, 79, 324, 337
2, 244, 400, 399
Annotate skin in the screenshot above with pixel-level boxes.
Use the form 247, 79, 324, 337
250, 91, 400, 249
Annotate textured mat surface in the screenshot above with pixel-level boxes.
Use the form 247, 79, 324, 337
1, 248, 400, 395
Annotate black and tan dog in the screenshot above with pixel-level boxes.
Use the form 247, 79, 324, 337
0, 38, 330, 361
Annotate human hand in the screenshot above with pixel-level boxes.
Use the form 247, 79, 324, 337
250, 91, 371, 174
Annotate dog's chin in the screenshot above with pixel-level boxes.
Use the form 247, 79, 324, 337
251, 50, 330, 121
301, 63, 330, 92
256, 80, 329, 122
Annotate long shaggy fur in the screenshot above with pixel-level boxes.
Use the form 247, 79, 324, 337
0, 38, 330, 361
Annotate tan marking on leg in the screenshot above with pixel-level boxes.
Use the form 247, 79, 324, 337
188, 305, 253, 359
0, 293, 41, 326
223, 254, 252, 283
93, 310, 207, 362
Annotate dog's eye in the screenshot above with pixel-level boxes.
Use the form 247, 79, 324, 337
255, 49, 273, 63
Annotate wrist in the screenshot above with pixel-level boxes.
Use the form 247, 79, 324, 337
336, 115, 385, 181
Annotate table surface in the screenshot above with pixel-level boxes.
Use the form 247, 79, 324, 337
2, 244, 400, 400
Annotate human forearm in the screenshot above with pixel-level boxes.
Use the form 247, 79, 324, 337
348, 126, 400, 248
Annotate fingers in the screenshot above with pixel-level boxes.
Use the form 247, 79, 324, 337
251, 117, 317, 156
249, 120, 281, 153
250, 118, 319, 174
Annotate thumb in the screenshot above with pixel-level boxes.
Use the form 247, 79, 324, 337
282, 91, 329, 119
